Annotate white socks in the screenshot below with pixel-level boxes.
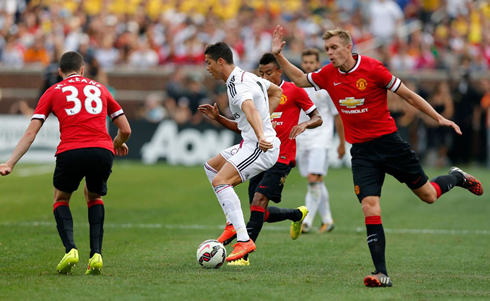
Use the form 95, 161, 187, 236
303, 182, 321, 227
213, 184, 249, 242
204, 163, 217, 185
303, 181, 333, 227
318, 183, 333, 225
205, 163, 232, 224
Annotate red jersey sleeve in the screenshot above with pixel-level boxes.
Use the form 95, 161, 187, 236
371, 59, 402, 92
103, 87, 124, 120
307, 66, 330, 91
294, 86, 316, 114
32, 88, 55, 121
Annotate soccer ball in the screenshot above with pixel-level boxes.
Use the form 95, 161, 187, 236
196, 239, 226, 269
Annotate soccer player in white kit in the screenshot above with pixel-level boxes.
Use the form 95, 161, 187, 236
203, 42, 283, 262
295, 49, 346, 233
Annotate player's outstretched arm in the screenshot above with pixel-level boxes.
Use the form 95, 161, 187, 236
242, 100, 273, 152
198, 103, 240, 133
272, 25, 312, 88
0, 119, 43, 176
113, 115, 131, 156
395, 83, 462, 135
267, 83, 283, 114
334, 115, 346, 159
289, 108, 323, 139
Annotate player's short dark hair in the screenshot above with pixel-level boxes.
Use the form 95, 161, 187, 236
301, 48, 320, 62
59, 51, 85, 74
204, 42, 234, 64
259, 53, 281, 69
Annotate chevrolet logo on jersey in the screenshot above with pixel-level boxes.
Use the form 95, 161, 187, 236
339, 97, 365, 108
270, 112, 283, 120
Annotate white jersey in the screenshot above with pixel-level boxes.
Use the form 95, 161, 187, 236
296, 87, 338, 150
226, 66, 276, 142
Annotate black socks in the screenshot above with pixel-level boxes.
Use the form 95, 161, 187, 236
88, 200, 105, 257
53, 202, 76, 253
265, 206, 302, 223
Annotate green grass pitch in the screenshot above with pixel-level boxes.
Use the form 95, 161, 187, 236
0, 163, 489, 300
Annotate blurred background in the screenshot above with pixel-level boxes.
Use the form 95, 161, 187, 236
0, 0, 489, 168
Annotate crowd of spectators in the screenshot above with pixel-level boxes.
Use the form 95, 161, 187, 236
0, 0, 489, 72
1, 0, 489, 166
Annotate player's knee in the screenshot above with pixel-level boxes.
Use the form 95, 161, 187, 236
361, 197, 381, 216
251, 193, 268, 208
212, 175, 228, 187
361, 203, 377, 216
307, 174, 322, 183
421, 194, 437, 204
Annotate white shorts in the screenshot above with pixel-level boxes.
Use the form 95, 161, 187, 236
220, 137, 280, 182
296, 148, 329, 177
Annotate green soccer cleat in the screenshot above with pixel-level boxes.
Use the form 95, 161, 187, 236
290, 206, 308, 240
85, 253, 103, 275
227, 257, 250, 266
57, 248, 79, 274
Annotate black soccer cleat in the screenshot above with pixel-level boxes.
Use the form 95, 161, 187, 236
449, 167, 484, 196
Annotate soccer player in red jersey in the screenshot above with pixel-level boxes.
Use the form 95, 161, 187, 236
199, 53, 323, 265
272, 26, 483, 287
0, 51, 131, 275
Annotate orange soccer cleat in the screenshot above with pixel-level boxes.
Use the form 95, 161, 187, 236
226, 240, 256, 262
217, 223, 237, 246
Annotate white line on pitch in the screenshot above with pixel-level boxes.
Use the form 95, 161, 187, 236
15, 165, 53, 177
0, 221, 489, 235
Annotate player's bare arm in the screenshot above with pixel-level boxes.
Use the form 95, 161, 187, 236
112, 115, 131, 156
198, 103, 240, 133
267, 82, 283, 114
241, 100, 273, 152
289, 108, 323, 139
0, 119, 43, 176
334, 115, 346, 159
272, 25, 312, 88
395, 83, 462, 135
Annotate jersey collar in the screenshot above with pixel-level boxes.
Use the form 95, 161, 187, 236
338, 54, 361, 74
66, 74, 81, 79
279, 80, 285, 88
226, 66, 242, 85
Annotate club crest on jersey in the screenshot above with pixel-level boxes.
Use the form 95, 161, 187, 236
356, 78, 367, 91
280, 94, 288, 105
339, 97, 365, 108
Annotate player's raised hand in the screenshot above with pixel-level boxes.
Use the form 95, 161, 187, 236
439, 118, 462, 135
198, 103, 220, 120
258, 136, 273, 152
0, 163, 12, 176
289, 122, 308, 139
114, 143, 129, 156
272, 25, 286, 55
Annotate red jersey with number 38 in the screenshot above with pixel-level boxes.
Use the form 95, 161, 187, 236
307, 54, 399, 144
32, 75, 124, 155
